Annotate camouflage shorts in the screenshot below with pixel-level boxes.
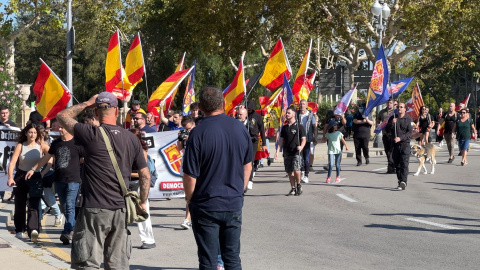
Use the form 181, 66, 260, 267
284, 155, 303, 173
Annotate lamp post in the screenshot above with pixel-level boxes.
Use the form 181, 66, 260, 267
371, 0, 390, 148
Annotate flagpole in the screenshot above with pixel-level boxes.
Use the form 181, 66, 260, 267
138, 32, 149, 101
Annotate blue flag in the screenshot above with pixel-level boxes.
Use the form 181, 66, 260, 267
390, 77, 413, 99
364, 45, 389, 117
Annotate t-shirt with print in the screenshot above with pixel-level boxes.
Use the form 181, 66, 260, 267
74, 123, 147, 209
48, 138, 84, 183
325, 131, 344, 154
280, 122, 306, 157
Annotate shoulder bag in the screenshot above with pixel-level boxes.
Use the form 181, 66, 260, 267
99, 127, 149, 224
26, 172, 44, 198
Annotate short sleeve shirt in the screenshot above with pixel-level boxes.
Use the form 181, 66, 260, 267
280, 122, 306, 157
74, 123, 147, 209
168, 120, 184, 131
183, 114, 252, 212
325, 131, 344, 154
48, 138, 83, 183
140, 125, 157, 133
0, 120, 17, 127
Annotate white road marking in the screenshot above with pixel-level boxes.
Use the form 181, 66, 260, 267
336, 194, 357, 202
372, 167, 388, 171
405, 218, 461, 230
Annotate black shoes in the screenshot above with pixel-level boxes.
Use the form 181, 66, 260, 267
365, 158, 370, 165
60, 233, 72, 245
356, 161, 362, 166
140, 243, 156, 249
295, 184, 303, 196
448, 156, 454, 163
287, 188, 296, 196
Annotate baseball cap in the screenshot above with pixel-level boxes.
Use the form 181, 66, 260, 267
328, 120, 338, 128
96, 92, 118, 108
131, 100, 141, 105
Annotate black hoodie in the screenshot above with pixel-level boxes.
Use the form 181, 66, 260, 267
246, 100, 266, 145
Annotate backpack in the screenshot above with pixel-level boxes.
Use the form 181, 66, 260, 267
147, 155, 158, 187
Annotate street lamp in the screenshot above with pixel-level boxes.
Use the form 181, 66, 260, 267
371, 0, 390, 148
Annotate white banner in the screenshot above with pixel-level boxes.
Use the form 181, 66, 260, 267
144, 131, 184, 199
0, 126, 21, 193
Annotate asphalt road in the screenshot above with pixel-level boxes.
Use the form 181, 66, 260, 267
30, 141, 480, 269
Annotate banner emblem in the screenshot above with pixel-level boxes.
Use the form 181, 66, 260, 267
159, 139, 182, 176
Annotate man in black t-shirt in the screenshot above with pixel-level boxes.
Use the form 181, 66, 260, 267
28, 110, 50, 129
246, 100, 267, 190
275, 106, 306, 196
27, 124, 83, 245
353, 104, 373, 166
57, 92, 150, 269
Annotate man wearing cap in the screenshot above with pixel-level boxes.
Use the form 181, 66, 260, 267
159, 101, 184, 131
57, 92, 150, 269
274, 106, 306, 196
126, 99, 146, 129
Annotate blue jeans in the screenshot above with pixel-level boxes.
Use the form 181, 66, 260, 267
55, 182, 79, 234
328, 153, 341, 177
190, 205, 242, 270
42, 187, 62, 218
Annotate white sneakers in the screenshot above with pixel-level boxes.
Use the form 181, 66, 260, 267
181, 219, 192, 230
31, 230, 39, 243
247, 181, 253, 190
15, 232, 25, 239
54, 215, 64, 227
301, 176, 309, 183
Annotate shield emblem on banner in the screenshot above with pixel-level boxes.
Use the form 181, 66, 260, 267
159, 139, 182, 176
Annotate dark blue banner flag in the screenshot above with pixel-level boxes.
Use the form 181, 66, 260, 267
364, 45, 389, 117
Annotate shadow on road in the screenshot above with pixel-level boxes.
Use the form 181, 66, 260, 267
130, 265, 197, 270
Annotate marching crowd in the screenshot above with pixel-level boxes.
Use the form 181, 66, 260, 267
1, 86, 478, 269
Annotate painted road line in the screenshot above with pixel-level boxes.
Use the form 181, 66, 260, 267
336, 194, 357, 202
40, 216, 71, 262
372, 167, 388, 172
405, 218, 461, 230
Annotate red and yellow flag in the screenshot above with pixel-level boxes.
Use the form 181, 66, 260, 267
32, 60, 71, 122
147, 66, 194, 116
105, 31, 123, 94
412, 82, 424, 118
125, 33, 145, 90
292, 40, 314, 104
223, 56, 246, 115
259, 38, 292, 91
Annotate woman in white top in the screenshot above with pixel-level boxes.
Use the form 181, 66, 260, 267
7, 123, 49, 242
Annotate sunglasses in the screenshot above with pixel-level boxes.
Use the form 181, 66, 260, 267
460, 112, 466, 114
132, 117, 143, 120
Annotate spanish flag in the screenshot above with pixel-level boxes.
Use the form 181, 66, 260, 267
32, 60, 71, 122
223, 55, 246, 115
259, 38, 292, 91
292, 40, 314, 104
125, 33, 145, 89
162, 53, 185, 112
147, 66, 194, 115
105, 31, 123, 94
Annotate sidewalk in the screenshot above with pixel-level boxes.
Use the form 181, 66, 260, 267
0, 192, 70, 269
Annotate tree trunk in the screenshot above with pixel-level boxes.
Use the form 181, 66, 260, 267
4, 40, 15, 74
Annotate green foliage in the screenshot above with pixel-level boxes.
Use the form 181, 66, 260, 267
0, 67, 23, 118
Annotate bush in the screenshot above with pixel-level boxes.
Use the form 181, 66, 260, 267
0, 67, 23, 119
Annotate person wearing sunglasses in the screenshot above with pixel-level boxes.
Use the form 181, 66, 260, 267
453, 109, 476, 166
